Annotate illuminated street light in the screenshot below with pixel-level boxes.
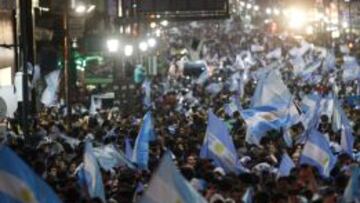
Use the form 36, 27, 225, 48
342, 21, 349, 28
150, 22, 157, 28
287, 8, 307, 29
147, 38, 156, 48
75, 4, 86, 13
246, 3, 252, 9
124, 45, 134, 56
107, 39, 119, 53
87, 5, 95, 13
254, 5, 259, 11
139, 41, 148, 52
160, 20, 169, 27
266, 8, 272, 15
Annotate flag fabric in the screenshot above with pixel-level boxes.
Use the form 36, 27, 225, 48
41, 70, 60, 107
132, 112, 155, 170
83, 142, 106, 202
225, 95, 242, 117
266, 47, 282, 60
139, 152, 207, 203
241, 106, 292, 145
300, 60, 322, 77
125, 138, 133, 161
251, 70, 299, 123
300, 130, 336, 177
206, 83, 223, 96
93, 144, 135, 171
142, 79, 152, 109
342, 56, 360, 82
343, 166, 360, 203
0, 146, 62, 203
242, 187, 254, 203
341, 124, 355, 157
278, 153, 295, 178
200, 111, 240, 174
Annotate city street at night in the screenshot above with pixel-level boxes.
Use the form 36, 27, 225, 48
0, 0, 360, 202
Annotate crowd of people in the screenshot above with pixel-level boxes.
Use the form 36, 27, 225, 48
1, 15, 360, 203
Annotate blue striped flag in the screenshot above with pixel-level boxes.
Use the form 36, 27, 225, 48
83, 142, 106, 202
139, 152, 207, 203
0, 146, 62, 203
278, 153, 295, 178
132, 112, 155, 170
300, 130, 336, 177
200, 111, 240, 174
343, 166, 360, 203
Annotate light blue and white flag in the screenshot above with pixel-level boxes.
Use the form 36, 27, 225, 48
278, 153, 295, 178
242, 187, 254, 203
343, 166, 360, 203
225, 95, 242, 117
343, 56, 360, 82
251, 70, 299, 123
142, 79, 152, 109
83, 142, 106, 202
241, 106, 292, 145
266, 47, 282, 60
332, 96, 354, 156
132, 112, 155, 170
139, 152, 207, 203
200, 111, 240, 174
0, 146, 62, 203
125, 138, 133, 161
206, 83, 223, 96
300, 60, 322, 77
93, 144, 135, 171
300, 130, 336, 177
41, 70, 60, 107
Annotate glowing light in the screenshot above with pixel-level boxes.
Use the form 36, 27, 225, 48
106, 39, 119, 53
306, 26, 314, 35
75, 4, 86, 13
254, 5, 259, 11
139, 41, 148, 52
150, 22, 157, 28
147, 38, 156, 48
342, 21, 349, 28
287, 8, 307, 29
246, 3, 252, 9
124, 45, 134, 56
266, 8, 272, 15
331, 30, 340, 38
87, 5, 95, 13
160, 20, 169, 27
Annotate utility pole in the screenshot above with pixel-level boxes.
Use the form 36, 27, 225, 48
63, 0, 71, 122
19, 0, 32, 136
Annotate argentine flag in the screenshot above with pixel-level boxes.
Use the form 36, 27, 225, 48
277, 153, 295, 178
343, 166, 360, 203
139, 152, 207, 203
93, 144, 135, 171
241, 106, 292, 145
83, 142, 106, 202
132, 112, 155, 170
0, 146, 62, 203
224, 95, 242, 117
300, 130, 336, 177
251, 70, 299, 123
200, 111, 240, 174
142, 79, 152, 109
